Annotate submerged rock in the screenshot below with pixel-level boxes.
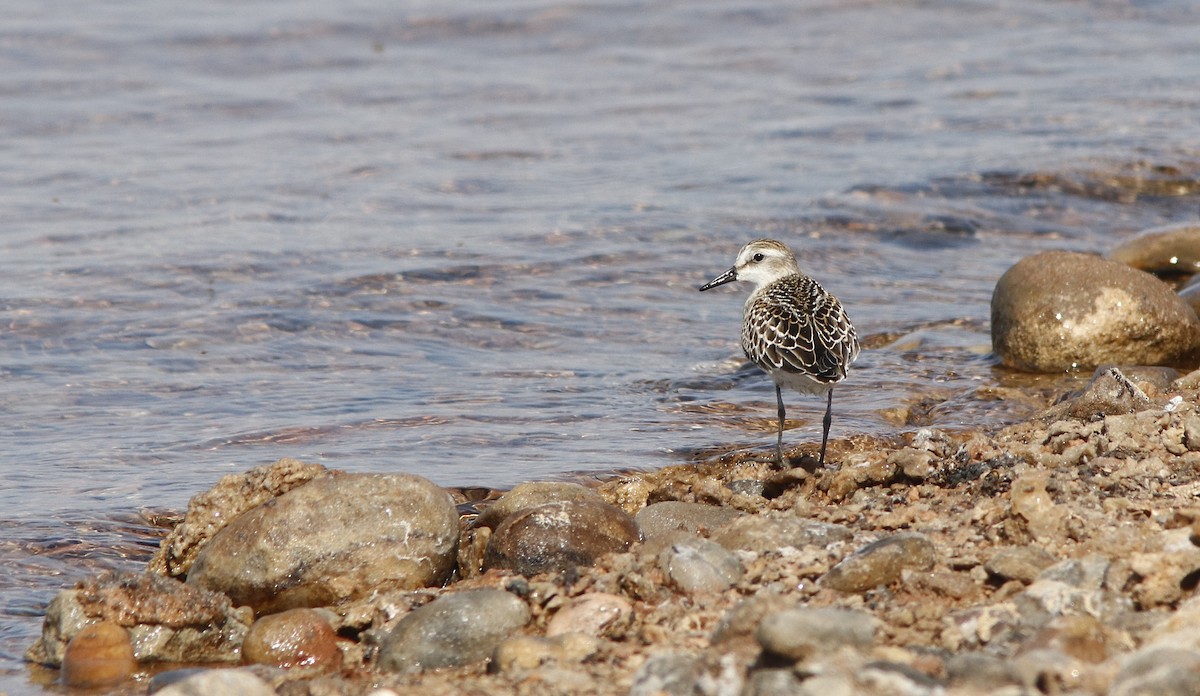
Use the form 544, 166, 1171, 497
377, 589, 531, 673
187, 473, 459, 614
483, 499, 640, 575
1109, 223, 1200, 276
991, 250, 1200, 372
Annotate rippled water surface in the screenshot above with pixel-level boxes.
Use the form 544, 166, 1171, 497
4, 0, 1200, 689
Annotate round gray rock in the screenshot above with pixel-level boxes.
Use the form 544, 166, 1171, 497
1111, 647, 1200, 696
628, 654, 700, 696
820, 532, 936, 593
756, 607, 878, 662
483, 499, 640, 575
991, 250, 1200, 372
635, 501, 742, 542
1109, 224, 1200, 275
186, 474, 459, 614
658, 536, 744, 594
150, 668, 276, 696
377, 589, 531, 673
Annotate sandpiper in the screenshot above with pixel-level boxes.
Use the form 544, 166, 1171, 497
699, 239, 859, 466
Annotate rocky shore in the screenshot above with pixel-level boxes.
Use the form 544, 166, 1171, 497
26, 225, 1200, 695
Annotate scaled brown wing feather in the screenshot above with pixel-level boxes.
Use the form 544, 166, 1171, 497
743, 287, 857, 383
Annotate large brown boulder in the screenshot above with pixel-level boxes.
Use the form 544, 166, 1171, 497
187, 473, 459, 614
991, 251, 1200, 372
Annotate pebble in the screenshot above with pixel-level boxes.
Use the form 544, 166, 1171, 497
727, 478, 766, 497
860, 661, 944, 694
545, 592, 633, 638
820, 532, 936, 593
826, 453, 898, 501
991, 250, 1200, 372
634, 501, 742, 544
241, 608, 340, 671
376, 589, 531, 673
1012, 648, 1087, 693
657, 536, 744, 594
795, 674, 857, 696
61, 621, 136, 688
473, 482, 605, 530
1010, 472, 1067, 541
1125, 537, 1200, 609
1037, 555, 1110, 589
944, 651, 1024, 690
711, 595, 790, 644
627, 653, 700, 696
1108, 223, 1200, 275
756, 607, 877, 662
887, 447, 934, 480
1111, 646, 1200, 696
187, 473, 460, 614
1016, 577, 1132, 627
483, 499, 641, 575
743, 668, 804, 696
1056, 366, 1153, 420
1019, 614, 1110, 663
1185, 415, 1200, 451
985, 546, 1057, 584
490, 632, 599, 673
150, 667, 277, 696
713, 512, 852, 554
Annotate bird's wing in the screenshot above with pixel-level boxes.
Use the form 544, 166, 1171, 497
743, 288, 858, 383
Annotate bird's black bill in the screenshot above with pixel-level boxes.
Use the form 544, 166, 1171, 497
698, 267, 737, 291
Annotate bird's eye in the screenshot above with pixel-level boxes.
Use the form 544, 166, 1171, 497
752, 253, 764, 262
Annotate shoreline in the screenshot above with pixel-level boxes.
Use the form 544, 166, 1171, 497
25, 364, 1200, 695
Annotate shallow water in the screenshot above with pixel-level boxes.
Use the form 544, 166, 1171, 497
3, 0, 1200, 689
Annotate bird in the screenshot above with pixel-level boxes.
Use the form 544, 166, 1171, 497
699, 239, 859, 466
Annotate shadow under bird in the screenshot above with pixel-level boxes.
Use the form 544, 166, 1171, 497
699, 239, 859, 466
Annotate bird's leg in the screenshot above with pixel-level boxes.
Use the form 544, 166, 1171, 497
775, 384, 786, 466
818, 389, 833, 467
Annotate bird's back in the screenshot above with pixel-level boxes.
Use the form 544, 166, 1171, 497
741, 273, 859, 388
